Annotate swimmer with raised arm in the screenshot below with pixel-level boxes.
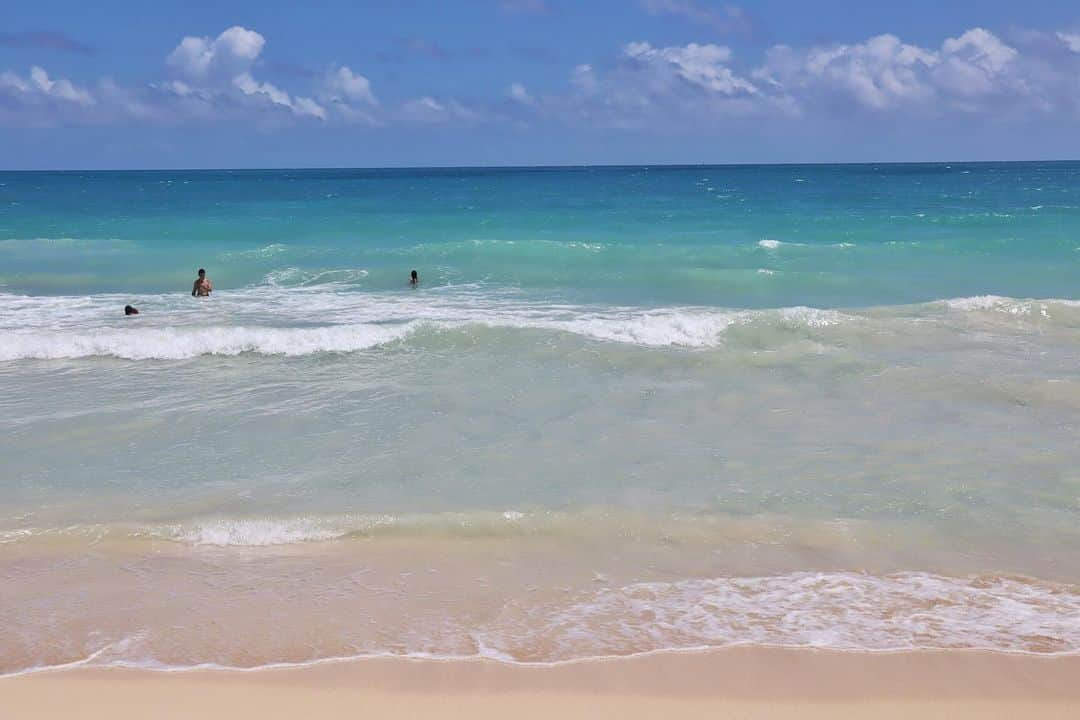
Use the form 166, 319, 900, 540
192, 268, 212, 297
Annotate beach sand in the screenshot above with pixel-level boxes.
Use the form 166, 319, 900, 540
2, 647, 1078, 719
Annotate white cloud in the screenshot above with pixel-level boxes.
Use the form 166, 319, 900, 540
293, 96, 328, 119
167, 26, 265, 81
1, 27, 402, 128
934, 28, 1019, 99
0, 66, 96, 126
508, 82, 534, 104
1, 66, 94, 105
161, 26, 338, 121
401, 96, 447, 123
1059, 32, 1080, 53
754, 28, 1038, 114
10, 27, 474, 131
762, 34, 937, 110
943, 28, 1017, 73
0, 70, 31, 93
400, 96, 481, 124
167, 80, 193, 97
624, 42, 757, 95
530, 25, 1080, 129
233, 72, 326, 119
4, 23, 1080, 132
233, 72, 288, 106
570, 64, 598, 94
310, 66, 381, 124
323, 66, 378, 106
536, 41, 771, 128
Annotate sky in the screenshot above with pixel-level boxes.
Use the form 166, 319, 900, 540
2, 0, 1080, 169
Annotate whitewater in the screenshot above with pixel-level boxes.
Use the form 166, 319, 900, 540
3, 285, 1078, 360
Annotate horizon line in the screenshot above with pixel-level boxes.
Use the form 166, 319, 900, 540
2, 158, 1080, 173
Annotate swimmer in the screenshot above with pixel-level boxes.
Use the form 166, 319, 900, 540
124, 304, 139, 316
192, 268, 212, 297
410, 269, 419, 286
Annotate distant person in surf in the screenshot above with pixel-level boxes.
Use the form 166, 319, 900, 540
192, 268, 212, 297
410, 269, 419, 286
124, 304, 139, 316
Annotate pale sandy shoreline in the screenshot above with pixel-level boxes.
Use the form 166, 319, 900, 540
3, 647, 1079, 719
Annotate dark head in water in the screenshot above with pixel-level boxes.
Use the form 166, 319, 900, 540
124, 305, 139, 316
410, 270, 419, 285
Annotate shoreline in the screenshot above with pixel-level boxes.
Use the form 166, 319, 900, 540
5, 642, 1080, 679
3, 647, 1079, 719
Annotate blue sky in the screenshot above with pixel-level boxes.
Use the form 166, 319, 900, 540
2, 0, 1080, 168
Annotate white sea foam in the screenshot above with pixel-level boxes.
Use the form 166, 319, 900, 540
943, 295, 1016, 311
1, 289, 1076, 361
0, 285, 854, 358
484, 572, 1080, 659
3, 571, 1078, 677
0, 323, 419, 360
552, 310, 743, 347
264, 267, 370, 287
757, 239, 853, 249
143, 511, 540, 546
163, 516, 393, 546
226, 243, 291, 261
775, 306, 845, 328
0, 304, 854, 359
939, 295, 1080, 317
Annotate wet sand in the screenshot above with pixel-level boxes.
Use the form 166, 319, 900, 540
3, 647, 1079, 719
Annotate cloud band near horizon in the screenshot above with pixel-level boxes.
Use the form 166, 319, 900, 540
3, 23, 1080, 131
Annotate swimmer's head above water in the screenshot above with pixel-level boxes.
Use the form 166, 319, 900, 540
124, 305, 139, 316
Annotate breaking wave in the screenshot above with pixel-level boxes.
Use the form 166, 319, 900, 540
0, 308, 846, 359
1, 290, 1078, 360
0, 323, 420, 360
758, 239, 855, 249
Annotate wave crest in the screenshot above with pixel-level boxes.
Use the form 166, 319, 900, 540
1, 291, 1077, 361
0, 323, 417, 360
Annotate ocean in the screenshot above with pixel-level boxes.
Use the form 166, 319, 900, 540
2, 163, 1079, 674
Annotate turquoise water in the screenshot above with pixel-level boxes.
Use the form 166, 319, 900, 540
2, 163, 1080, 673
3, 163, 1079, 304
